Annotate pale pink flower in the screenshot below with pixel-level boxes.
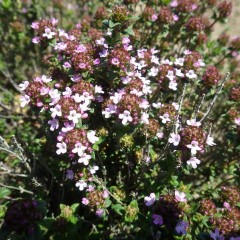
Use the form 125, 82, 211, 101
169, 133, 181, 146
82, 197, 89, 205
187, 157, 201, 169
32, 36, 41, 44
186, 70, 197, 79
19, 81, 29, 91
234, 117, 240, 126
72, 143, 87, 157
50, 104, 62, 118
42, 27, 56, 39
67, 110, 81, 124
20, 95, 30, 107
187, 119, 201, 127
119, 110, 133, 125
160, 113, 171, 124
144, 193, 156, 206
174, 58, 184, 66
175, 190, 187, 202
186, 140, 201, 155
111, 58, 120, 65
141, 112, 149, 124
78, 153, 91, 165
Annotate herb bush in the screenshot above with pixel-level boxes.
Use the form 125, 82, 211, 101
0, 0, 240, 239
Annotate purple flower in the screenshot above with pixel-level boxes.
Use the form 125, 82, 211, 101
210, 228, 225, 240
175, 221, 188, 235
96, 209, 104, 217
152, 214, 163, 225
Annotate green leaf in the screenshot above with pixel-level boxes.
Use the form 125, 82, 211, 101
70, 203, 79, 213
124, 27, 135, 36
2, 0, 12, 9
111, 204, 124, 216
0, 188, 11, 199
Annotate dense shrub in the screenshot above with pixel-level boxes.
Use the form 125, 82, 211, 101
0, 0, 239, 239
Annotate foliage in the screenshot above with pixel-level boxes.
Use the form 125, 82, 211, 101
0, 0, 240, 239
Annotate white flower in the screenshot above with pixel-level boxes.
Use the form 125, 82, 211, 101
148, 67, 159, 77
175, 68, 184, 77
76, 180, 87, 191
195, 59, 205, 67
50, 104, 62, 118
206, 136, 216, 146
186, 140, 201, 155
67, 110, 81, 124
142, 85, 152, 95
87, 131, 99, 144
61, 121, 75, 132
48, 118, 59, 131
89, 165, 99, 174
140, 100, 150, 109
168, 133, 181, 146
41, 75, 52, 83
151, 55, 160, 65
186, 119, 201, 127
78, 153, 91, 165
160, 113, 171, 124
175, 190, 187, 202
102, 108, 113, 118
140, 112, 149, 124
187, 157, 201, 169
63, 87, 72, 97
19, 95, 30, 107
186, 70, 197, 79
152, 102, 162, 109
172, 102, 179, 110
72, 143, 87, 157
95, 85, 104, 94
42, 27, 56, 39
169, 81, 177, 91
19, 81, 29, 91
110, 92, 123, 104
121, 76, 131, 84
161, 59, 173, 65
56, 142, 67, 155
95, 38, 105, 45
166, 70, 175, 81
174, 58, 184, 66
119, 110, 133, 125
144, 193, 156, 206
49, 89, 61, 105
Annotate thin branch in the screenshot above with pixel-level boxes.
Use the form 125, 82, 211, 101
0, 183, 33, 195
0, 67, 21, 93
92, 176, 125, 205
200, 72, 230, 123
193, 93, 206, 119
175, 83, 187, 133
